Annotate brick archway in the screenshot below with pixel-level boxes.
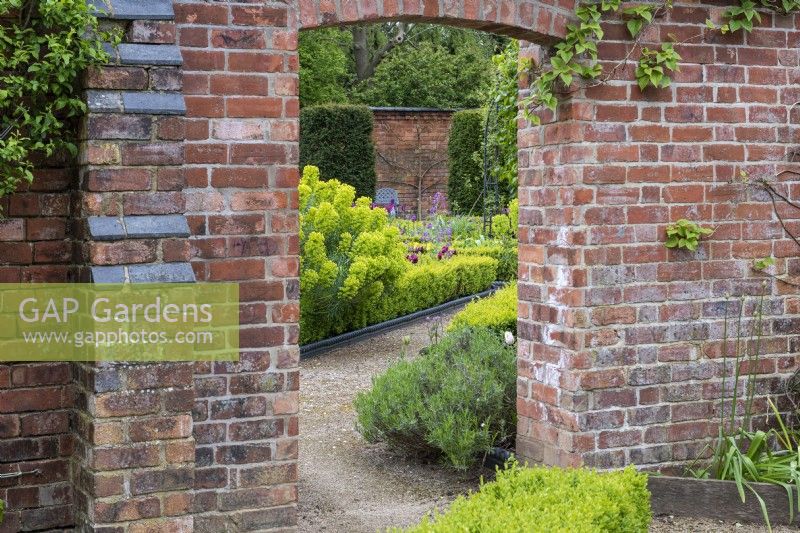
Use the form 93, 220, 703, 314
2, 0, 796, 531
297, 0, 571, 42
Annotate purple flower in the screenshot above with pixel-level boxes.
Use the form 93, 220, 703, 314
406, 253, 419, 264
430, 192, 446, 215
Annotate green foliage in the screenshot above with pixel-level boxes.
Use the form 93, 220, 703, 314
522, 0, 611, 123
664, 219, 714, 251
299, 28, 352, 107
450, 283, 518, 335
299, 105, 377, 198
491, 214, 510, 238
635, 43, 681, 91
760, 0, 800, 15
487, 40, 520, 196
400, 462, 651, 532
0, 0, 115, 206
0, 498, 3, 524
521, 0, 678, 121
687, 294, 800, 531
457, 243, 517, 282
352, 41, 492, 108
298, 24, 505, 109
623, 4, 657, 37
393, 255, 498, 316
509, 197, 519, 231
720, 0, 762, 33
447, 109, 484, 215
753, 256, 776, 271
354, 327, 517, 470
299, 166, 407, 343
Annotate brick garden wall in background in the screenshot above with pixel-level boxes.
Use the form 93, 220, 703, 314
372, 108, 454, 217
0, 0, 799, 531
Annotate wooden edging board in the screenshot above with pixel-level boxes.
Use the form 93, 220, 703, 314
649, 475, 798, 526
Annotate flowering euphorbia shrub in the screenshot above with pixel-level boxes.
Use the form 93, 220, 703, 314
300, 166, 407, 343
300, 167, 499, 343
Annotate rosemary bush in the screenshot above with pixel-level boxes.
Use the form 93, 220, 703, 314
354, 327, 516, 470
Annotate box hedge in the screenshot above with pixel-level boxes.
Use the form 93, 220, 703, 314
450, 282, 517, 335
401, 463, 651, 532
448, 109, 484, 215
456, 243, 517, 281
299, 104, 377, 198
392, 255, 498, 316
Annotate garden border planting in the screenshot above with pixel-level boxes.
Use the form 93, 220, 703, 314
300, 282, 504, 358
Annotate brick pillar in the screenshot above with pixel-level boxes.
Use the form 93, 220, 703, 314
175, 2, 299, 530
73, 1, 196, 530
517, 8, 800, 471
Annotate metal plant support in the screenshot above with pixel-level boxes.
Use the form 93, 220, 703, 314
482, 100, 501, 237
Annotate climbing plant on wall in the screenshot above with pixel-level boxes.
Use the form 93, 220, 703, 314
520, 0, 798, 122
487, 40, 520, 198
0, 0, 115, 208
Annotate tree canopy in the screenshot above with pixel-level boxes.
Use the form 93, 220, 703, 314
298, 24, 508, 109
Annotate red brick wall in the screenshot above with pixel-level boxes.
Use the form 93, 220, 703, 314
0, 363, 74, 532
0, 130, 77, 533
516, 9, 800, 471
175, 2, 300, 530
0, 0, 799, 531
372, 108, 454, 217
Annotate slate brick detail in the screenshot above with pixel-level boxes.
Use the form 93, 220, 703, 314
89, 0, 175, 21
72, 1, 194, 531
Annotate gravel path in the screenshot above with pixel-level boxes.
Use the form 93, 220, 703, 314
297, 312, 776, 533
298, 310, 480, 532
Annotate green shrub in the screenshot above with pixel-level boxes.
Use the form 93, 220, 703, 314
391, 255, 497, 316
299, 166, 407, 343
448, 109, 485, 215
300, 167, 499, 344
299, 105, 377, 198
354, 327, 516, 470
450, 283, 517, 335
298, 28, 351, 107
401, 462, 651, 532
0, 0, 116, 207
490, 198, 519, 240
456, 243, 517, 281
486, 40, 521, 197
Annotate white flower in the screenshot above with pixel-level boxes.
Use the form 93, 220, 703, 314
504, 331, 515, 345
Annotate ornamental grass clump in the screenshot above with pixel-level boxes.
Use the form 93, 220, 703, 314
687, 292, 800, 531
354, 327, 516, 470
398, 461, 651, 532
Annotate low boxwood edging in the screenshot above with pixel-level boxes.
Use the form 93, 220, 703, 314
649, 475, 799, 526
300, 282, 505, 359
479, 458, 798, 527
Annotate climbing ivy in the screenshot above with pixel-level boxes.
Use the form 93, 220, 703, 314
0, 0, 115, 208
521, 0, 797, 123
